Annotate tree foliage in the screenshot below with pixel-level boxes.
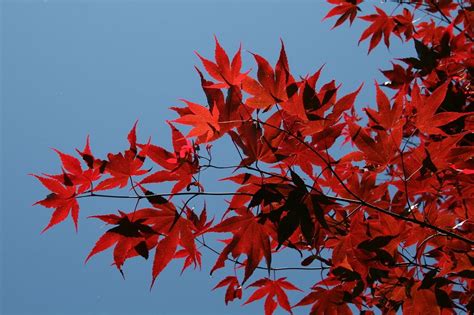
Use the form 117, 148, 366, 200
34, 1, 473, 313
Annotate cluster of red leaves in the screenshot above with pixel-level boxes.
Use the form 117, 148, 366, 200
34, 1, 473, 314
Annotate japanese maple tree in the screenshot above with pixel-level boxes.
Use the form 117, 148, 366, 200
33, 1, 473, 314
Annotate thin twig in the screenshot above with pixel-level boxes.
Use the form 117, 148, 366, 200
195, 238, 328, 272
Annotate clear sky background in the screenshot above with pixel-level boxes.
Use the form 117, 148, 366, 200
2, 1, 413, 314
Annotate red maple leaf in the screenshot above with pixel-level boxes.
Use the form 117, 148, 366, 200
174, 247, 203, 274
33, 175, 80, 232
403, 281, 450, 314
85, 210, 158, 275
195, 67, 252, 133
242, 41, 295, 109
213, 276, 243, 305
364, 83, 403, 130
359, 7, 396, 53
228, 120, 284, 167
33, 137, 106, 232
74, 136, 110, 181
172, 100, 220, 143
425, 0, 458, 17
139, 123, 199, 194
393, 8, 415, 41
210, 208, 275, 283
185, 204, 213, 235
51, 148, 101, 194
410, 83, 468, 135
345, 120, 402, 170
94, 123, 149, 191
196, 36, 249, 88
381, 62, 414, 90
324, 0, 363, 28
244, 277, 301, 315
127, 206, 199, 287
86, 205, 199, 286
294, 286, 352, 315
172, 206, 213, 274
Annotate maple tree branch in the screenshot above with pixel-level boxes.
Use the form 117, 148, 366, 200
398, 148, 418, 221
388, 2, 402, 16
236, 163, 467, 244
199, 163, 240, 170
84, 183, 330, 271
332, 204, 363, 227
400, 1, 446, 23
253, 118, 364, 200
77, 191, 255, 199
205, 157, 474, 245
230, 134, 245, 161
169, 193, 200, 232
398, 250, 439, 272
337, 192, 474, 245
253, 118, 474, 245
454, 180, 469, 219
196, 237, 328, 272
398, 1, 474, 42
190, 117, 474, 254
129, 176, 141, 197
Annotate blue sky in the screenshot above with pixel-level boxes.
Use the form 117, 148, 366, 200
2, 1, 413, 314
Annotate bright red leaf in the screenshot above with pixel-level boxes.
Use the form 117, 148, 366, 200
213, 276, 243, 305
210, 208, 275, 283
33, 175, 80, 232
244, 277, 301, 315
196, 36, 248, 88
324, 0, 363, 28
359, 7, 395, 53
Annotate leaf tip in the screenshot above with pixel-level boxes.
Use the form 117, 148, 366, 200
40, 224, 51, 234
149, 277, 157, 291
